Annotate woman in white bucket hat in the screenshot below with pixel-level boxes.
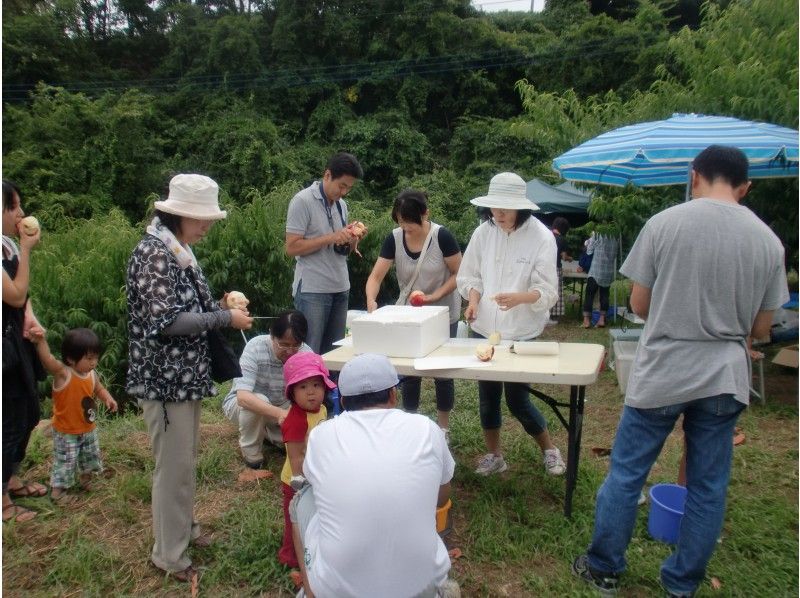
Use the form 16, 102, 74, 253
126, 174, 253, 582
456, 172, 566, 477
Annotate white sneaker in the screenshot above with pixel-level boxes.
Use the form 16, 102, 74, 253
638, 490, 647, 506
544, 448, 566, 476
474, 453, 508, 476
441, 428, 450, 445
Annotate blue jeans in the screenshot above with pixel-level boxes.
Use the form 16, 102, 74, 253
294, 286, 349, 355
586, 394, 745, 595
583, 276, 610, 316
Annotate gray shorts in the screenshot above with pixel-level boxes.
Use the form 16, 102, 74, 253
288, 483, 316, 537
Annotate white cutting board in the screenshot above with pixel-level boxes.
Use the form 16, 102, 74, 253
413, 356, 494, 370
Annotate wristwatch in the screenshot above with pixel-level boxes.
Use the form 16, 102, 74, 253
290, 475, 308, 491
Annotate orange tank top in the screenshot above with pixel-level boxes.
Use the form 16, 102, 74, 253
52, 368, 97, 435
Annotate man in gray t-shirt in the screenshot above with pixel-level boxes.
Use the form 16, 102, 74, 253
285, 152, 363, 354
574, 146, 789, 597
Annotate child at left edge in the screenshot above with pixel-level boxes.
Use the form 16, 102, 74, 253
277, 352, 334, 569
29, 327, 118, 502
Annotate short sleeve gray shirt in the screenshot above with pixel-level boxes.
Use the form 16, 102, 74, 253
620, 198, 788, 408
222, 334, 311, 411
286, 182, 350, 295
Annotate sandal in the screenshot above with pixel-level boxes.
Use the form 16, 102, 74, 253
733, 427, 746, 446
168, 565, 198, 583
2, 504, 37, 523
51, 491, 78, 506
8, 481, 48, 498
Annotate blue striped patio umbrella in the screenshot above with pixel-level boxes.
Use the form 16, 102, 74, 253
552, 113, 799, 189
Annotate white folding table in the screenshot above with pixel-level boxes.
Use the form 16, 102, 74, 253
323, 340, 605, 517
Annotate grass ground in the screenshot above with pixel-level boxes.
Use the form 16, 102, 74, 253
3, 314, 798, 597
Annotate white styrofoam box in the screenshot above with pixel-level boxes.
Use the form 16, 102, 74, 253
613, 340, 639, 395
346, 310, 368, 332
351, 305, 449, 358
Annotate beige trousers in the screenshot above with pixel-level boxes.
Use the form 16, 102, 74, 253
141, 399, 202, 572
222, 393, 283, 464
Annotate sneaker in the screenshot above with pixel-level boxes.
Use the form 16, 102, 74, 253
546, 318, 559, 327
638, 491, 647, 506
544, 448, 566, 476
474, 453, 508, 476
572, 554, 619, 596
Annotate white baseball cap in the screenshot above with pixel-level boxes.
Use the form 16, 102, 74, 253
337, 353, 399, 397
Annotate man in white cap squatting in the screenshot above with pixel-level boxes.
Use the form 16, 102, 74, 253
289, 353, 460, 598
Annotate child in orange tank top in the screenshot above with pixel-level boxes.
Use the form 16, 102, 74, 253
30, 327, 117, 502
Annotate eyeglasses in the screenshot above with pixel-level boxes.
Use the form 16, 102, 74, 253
275, 339, 302, 352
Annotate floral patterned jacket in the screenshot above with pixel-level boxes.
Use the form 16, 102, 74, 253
126, 234, 219, 402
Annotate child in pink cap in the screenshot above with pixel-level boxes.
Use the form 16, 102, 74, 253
278, 352, 335, 569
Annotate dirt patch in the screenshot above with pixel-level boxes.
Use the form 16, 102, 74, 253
762, 366, 798, 406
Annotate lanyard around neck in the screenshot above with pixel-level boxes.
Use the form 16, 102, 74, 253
319, 183, 345, 232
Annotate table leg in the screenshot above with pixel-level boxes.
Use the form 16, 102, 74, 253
564, 385, 586, 518
578, 279, 586, 314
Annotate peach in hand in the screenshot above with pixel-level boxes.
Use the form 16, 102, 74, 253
20, 216, 40, 235
409, 290, 425, 307
227, 291, 249, 310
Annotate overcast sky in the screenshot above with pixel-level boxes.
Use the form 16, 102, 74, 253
472, 0, 545, 12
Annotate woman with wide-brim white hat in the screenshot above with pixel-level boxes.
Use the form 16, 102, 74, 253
456, 172, 566, 477
126, 174, 253, 582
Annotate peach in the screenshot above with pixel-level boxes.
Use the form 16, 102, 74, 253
475, 344, 495, 362
20, 216, 39, 235
227, 291, 249, 310
409, 290, 425, 306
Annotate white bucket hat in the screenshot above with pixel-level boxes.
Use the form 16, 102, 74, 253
154, 174, 227, 220
470, 172, 539, 211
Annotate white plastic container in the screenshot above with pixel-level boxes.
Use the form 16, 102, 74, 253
613, 340, 639, 395
351, 305, 449, 358
608, 328, 643, 344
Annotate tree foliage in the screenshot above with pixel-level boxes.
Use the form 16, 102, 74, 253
517, 0, 797, 258
3, 0, 797, 396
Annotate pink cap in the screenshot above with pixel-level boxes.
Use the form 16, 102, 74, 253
283, 352, 336, 399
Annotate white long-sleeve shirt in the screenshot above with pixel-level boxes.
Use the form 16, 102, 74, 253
457, 217, 558, 340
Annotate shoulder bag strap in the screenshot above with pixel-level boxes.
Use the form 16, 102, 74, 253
396, 223, 438, 305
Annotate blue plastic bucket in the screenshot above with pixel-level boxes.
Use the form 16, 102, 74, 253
648, 484, 687, 544
590, 309, 616, 325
